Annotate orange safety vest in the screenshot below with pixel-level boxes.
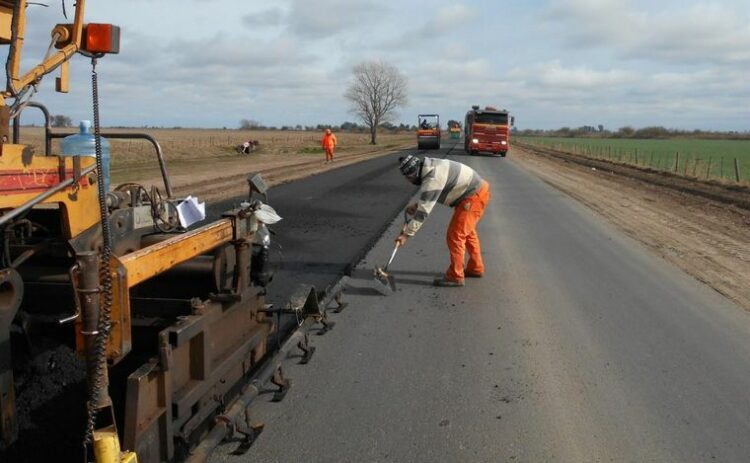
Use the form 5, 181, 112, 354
322, 133, 337, 149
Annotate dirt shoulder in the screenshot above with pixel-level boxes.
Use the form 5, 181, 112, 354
511, 144, 750, 311
117, 143, 411, 203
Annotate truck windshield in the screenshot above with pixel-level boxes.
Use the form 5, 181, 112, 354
475, 113, 508, 125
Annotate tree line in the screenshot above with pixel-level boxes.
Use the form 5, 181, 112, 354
239, 119, 419, 132
518, 126, 750, 140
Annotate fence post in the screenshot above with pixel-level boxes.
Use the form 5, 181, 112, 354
634, 148, 638, 165
720, 158, 724, 179
706, 157, 712, 180
734, 158, 741, 182
674, 152, 679, 173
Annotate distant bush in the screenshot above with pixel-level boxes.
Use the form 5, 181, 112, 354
51, 114, 72, 127
518, 126, 749, 141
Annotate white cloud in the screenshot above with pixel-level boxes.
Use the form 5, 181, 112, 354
547, 0, 750, 65
7, 0, 748, 131
286, 0, 385, 39
525, 62, 636, 90
382, 3, 479, 48
167, 34, 316, 69
427, 4, 478, 33
242, 8, 286, 28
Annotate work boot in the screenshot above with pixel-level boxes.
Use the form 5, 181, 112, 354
433, 277, 464, 287
465, 271, 483, 278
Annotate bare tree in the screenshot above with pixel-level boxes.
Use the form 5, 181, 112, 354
344, 60, 407, 145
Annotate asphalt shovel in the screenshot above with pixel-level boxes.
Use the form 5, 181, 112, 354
373, 210, 410, 294
374, 242, 400, 293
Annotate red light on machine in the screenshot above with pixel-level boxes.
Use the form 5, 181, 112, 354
84, 24, 120, 54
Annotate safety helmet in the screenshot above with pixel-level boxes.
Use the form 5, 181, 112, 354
398, 154, 422, 178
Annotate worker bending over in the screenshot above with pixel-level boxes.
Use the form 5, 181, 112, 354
321, 128, 337, 163
396, 154, 491, 287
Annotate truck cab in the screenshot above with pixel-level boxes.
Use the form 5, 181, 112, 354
464, 106, 513, 157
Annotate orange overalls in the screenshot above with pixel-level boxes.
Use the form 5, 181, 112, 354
322, 132, 337, 162
445, 180, 491, 282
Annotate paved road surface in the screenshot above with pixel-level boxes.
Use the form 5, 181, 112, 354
211, 146, 750, 462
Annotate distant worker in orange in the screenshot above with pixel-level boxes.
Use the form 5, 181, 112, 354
321, 128, 338, 163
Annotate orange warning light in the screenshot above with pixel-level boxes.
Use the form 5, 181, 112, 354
83, 24, 120, 54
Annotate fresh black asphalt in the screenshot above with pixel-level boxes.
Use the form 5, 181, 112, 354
207, 150, 418, 310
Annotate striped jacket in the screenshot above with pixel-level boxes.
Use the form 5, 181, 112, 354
404, 157, 484, 236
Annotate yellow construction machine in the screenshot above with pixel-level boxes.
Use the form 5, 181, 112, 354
0, 2, 322, 462
416, 113, 441, 150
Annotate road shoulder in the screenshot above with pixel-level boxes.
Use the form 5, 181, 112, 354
510, 146, 750, 311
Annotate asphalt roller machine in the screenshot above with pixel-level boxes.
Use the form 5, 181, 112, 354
416, 114, 441, 150
0, 2, 323, 461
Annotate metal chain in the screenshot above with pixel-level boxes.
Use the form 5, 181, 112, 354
83, 57, 115, 448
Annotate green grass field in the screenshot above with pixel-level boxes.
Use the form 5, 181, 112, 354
516, 136, 750, 183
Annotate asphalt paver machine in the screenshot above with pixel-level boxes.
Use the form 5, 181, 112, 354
0, 2, 323, 461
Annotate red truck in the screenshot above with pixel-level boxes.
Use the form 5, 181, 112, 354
464, 106, 514, 157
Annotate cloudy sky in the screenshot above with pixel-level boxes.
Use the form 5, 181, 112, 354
14, 0, 750, 131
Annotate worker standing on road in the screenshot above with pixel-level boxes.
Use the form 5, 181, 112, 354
395, 154, 491, 287
321, 128, 337, 163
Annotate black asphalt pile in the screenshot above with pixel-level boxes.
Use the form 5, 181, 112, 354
4, 344, 88, 462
